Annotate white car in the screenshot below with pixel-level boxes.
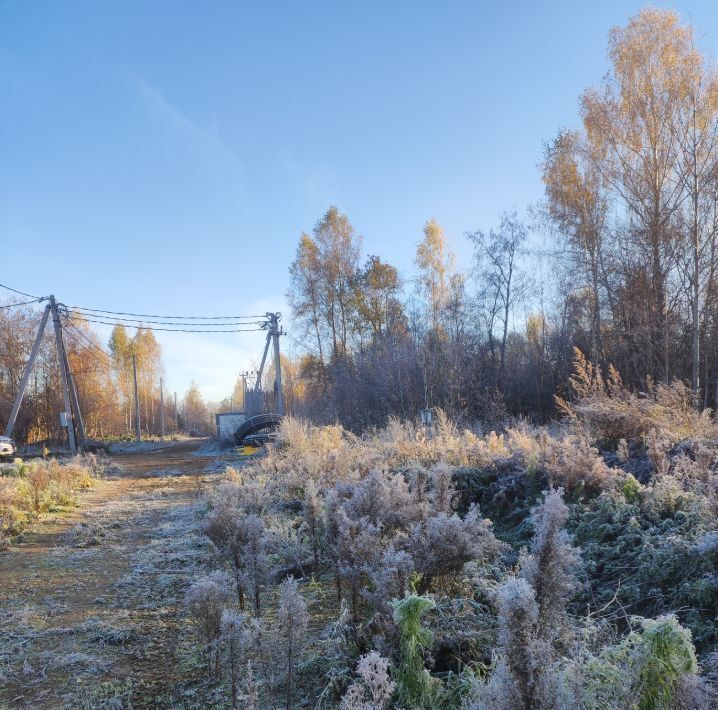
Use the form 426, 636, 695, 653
0, 436, 16, 458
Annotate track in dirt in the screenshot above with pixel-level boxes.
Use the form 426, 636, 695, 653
0, 439, 229, 709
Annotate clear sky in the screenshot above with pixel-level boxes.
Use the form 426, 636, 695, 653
2, 1, 718, 400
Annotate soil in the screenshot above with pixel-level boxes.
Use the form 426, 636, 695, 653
0, 439, 237, 709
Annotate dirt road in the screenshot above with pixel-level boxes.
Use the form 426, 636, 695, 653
0, 440, 226, 709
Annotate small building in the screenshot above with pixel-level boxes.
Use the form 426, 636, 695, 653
215, 411, 248, 442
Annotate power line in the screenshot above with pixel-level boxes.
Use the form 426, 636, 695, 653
68, 314, 266, 333
67, 305, 266, 320
63, 321, 115, 365
0, 298, 43, 309
0, 282, 42, 300
66, 309, 264, 327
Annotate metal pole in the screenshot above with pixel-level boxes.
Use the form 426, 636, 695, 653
50, 297, 76, 454
271, 313, 284, 415
159, 377, 165, 439
4, 303, 50, 439
132, 353, 141, 441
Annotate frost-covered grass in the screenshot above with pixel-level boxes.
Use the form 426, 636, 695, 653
185, 364, 718, 708
0, 460, 219, 708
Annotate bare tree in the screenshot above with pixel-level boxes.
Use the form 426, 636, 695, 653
469, 211, 531, 387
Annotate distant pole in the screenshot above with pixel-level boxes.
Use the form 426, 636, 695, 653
270, 312, 285, 415
159, 377, 165, 439
50, 296, 76, 454
4, 303, 50, 439
132, 353, 141, 441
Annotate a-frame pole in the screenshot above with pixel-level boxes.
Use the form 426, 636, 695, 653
4, 303, 50, 439
50, 296, 76, 454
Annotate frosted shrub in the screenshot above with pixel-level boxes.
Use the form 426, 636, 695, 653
241, 514, 268, 617
407, 505, 504, 594
221, 609, 251, 708
302, 477, 323, 573
340, 651, 396, 710
185, 571, 234, 679
277, 577, 309, 709
495, 577, 544, 709
368, 546, 415, 615
520, 488, 581, 642
428, 462, 458, 514
203, 497, 269, 615
203, 498, 250, 608
335, 508, 382, 618
342, 468, 415, 532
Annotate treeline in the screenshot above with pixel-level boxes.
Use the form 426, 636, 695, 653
0, 305, 211, 443
285, 9, 718, 428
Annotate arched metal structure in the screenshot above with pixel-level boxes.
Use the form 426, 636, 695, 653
233, 413, 282, 445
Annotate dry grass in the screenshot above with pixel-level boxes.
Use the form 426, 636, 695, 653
557, 348, 718, 445
0, 455, 98, 540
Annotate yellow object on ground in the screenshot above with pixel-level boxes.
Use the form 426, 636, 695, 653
240, 446, 259, 456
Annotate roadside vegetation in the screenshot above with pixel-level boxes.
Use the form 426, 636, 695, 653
0, 455, 102, 545
182, 352, 717, 708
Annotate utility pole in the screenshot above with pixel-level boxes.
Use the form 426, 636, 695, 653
50, 296, 77, 454
269, 312, 284, 415
4, 303, 51, 439
132, 353, 141, 442
159, 377, 165, 439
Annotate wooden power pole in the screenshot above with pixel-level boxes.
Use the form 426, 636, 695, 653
132, 353, 141, 442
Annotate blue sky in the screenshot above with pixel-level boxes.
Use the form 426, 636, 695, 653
2, 1, 718, 400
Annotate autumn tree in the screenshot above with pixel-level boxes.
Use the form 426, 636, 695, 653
542, 129, 608, 366
582, 8, 698, 381
183, 380, 209, 434
416, 218, 454, 333
355, 255, 404, 344
288, 233, 326, 364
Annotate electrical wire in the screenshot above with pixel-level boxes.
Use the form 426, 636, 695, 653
0, 298, 43, 309
0, 282, 43, 299
63, 321, 115, 365
68, 314, 266, 333
67, 305, 266, 320
66, 310, 264, 327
